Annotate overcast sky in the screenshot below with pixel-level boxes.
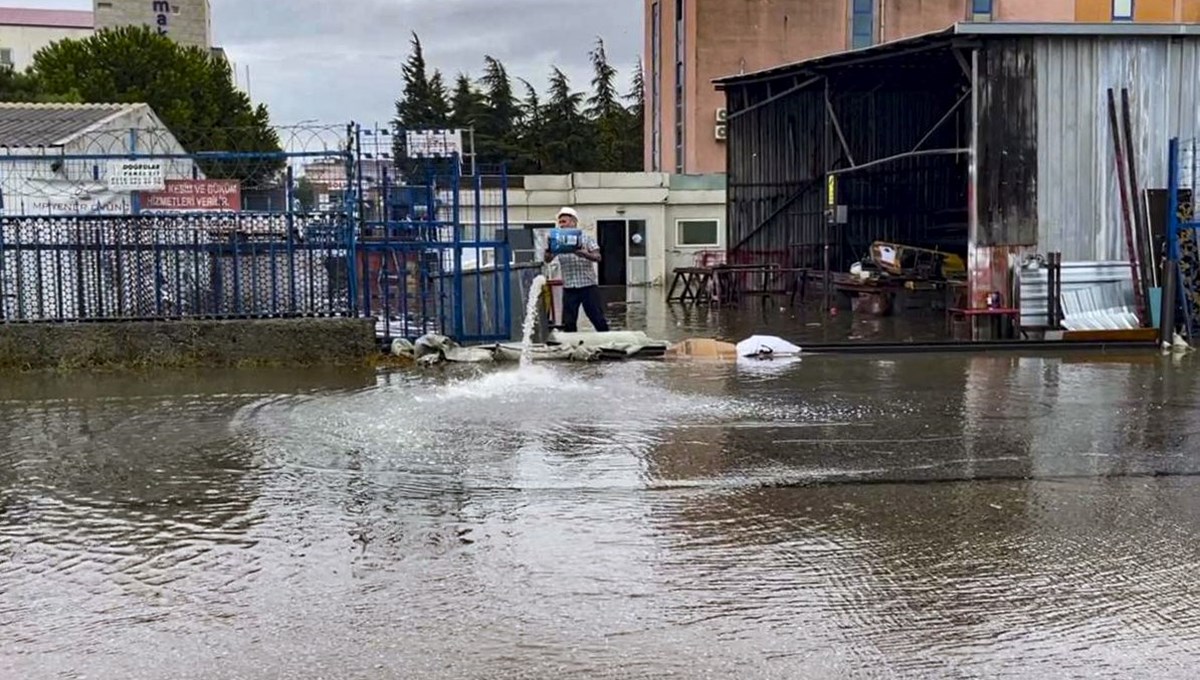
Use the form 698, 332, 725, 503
14, 0, 644, 127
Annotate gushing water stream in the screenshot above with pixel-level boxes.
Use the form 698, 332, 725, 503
520, 274, 547, 367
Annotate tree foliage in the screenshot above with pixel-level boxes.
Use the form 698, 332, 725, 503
7, 26, 282, 185
392, 34, 645, 176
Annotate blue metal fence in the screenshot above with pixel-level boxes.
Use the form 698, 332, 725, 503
0, 123, 516, 345
356, 150, 514, 344
0, 214, 350, 321
1166, 137, 1199, 338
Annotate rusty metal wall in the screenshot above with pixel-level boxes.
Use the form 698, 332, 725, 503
1033, 35, 1200, 261
725, 84, 826, 264
977, 39, 1039, 247
724, 49, 970, 269
724, 32, 1200, 275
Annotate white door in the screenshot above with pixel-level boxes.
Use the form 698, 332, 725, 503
627, 219, 649, 286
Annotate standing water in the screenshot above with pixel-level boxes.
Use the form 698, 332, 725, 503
519, 274, 547, 366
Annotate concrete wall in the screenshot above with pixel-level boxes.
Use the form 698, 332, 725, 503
0, 318, 376, 371
0, 24, 92, 70
93, 0, 211, 49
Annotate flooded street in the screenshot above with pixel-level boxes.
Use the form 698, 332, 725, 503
4, 325, 1200, 677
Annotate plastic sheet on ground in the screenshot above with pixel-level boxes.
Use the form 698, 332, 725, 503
392, 331, 670, 365
492, 343, 601, 362
1060, 282, 1140, 331
549, 330, 671, 359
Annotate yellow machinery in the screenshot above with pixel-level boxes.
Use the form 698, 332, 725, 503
868, 241, 966, 280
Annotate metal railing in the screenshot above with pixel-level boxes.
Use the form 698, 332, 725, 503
0, 124, 517, 343
0, 214, 351, 322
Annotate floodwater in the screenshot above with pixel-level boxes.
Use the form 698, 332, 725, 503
4, 306, 1200, 678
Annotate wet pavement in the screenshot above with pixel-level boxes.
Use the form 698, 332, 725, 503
4, 299, 1200, 679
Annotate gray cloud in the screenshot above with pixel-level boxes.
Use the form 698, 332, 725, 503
211, 0, 644, 126
20, 0, 643, 128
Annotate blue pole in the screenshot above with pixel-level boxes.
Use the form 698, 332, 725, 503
129, 128, 141, 215
452, 153, 465, 339
343, 123, 358, 317
474, 171, 484, 338
1167, 138, 1193, 337
500, 163, 512, 341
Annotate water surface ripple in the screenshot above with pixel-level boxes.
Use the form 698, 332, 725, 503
2, 355, 1200, 679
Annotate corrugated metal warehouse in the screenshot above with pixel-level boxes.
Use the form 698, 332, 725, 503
715, 22, 1200, 308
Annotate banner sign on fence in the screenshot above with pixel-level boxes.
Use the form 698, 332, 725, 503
1, 178, 131, 215
405, 129, 462, 158
139, 179, 242, 212
105, 160, 166, 192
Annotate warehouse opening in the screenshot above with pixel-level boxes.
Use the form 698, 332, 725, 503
719, 34, 974, 302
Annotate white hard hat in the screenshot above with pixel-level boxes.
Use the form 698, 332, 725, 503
557, 206, 579, 220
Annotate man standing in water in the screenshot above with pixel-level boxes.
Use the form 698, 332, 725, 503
544, 206, 610, 333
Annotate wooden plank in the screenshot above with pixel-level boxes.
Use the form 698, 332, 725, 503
1061, 328, 1159, 343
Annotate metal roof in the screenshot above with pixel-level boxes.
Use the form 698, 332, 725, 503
714, 22, 1200, 87
0, 103, 138, 147
0, 8, 93, 29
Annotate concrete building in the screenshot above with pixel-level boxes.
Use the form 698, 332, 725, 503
713, 22, 1200, 328
646, 0, 1200, 175
459, 172, 727, 287
0, 8, 93, 71
93, 0, 212, 50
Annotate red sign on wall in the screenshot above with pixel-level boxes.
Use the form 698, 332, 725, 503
140, 179, 242, 212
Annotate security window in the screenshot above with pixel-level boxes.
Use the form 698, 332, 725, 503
1112, 0, 1133, 20
851, 0, 874, 50
677, 219, 720, 247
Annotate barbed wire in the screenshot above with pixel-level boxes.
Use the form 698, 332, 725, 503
0, 124, 361, 210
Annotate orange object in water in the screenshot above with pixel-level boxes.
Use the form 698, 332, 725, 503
664, 338, 738, 361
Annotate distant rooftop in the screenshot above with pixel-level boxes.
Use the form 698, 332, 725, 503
0, 102, 136, 147
0, 7, 94, 29
714, 22, 1200, 86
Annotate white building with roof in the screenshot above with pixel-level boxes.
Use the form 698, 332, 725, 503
0, 101, 196, 216
0, 7, 92, 71
0, 102, 204, 321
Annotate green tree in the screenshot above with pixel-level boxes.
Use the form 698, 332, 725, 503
30, 26, 282, 184
587, 37, 628, 171
293, 175, 317, 212
542, 67, 595, 173
0, 67, 65, 103
475, 55, 522, 170
449, 72, 486, 131
623, 59, 646, 171
392, 32, 451, 175
511, 78, 546, 175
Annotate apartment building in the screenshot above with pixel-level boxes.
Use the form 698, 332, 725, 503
646, 0, 1200, 174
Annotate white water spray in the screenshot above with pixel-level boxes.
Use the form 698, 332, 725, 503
520, 275, 547, 367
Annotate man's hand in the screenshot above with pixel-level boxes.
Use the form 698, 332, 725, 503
575, 246, 601, 263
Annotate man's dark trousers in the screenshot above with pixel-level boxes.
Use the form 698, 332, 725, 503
561, 285, 609, 332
